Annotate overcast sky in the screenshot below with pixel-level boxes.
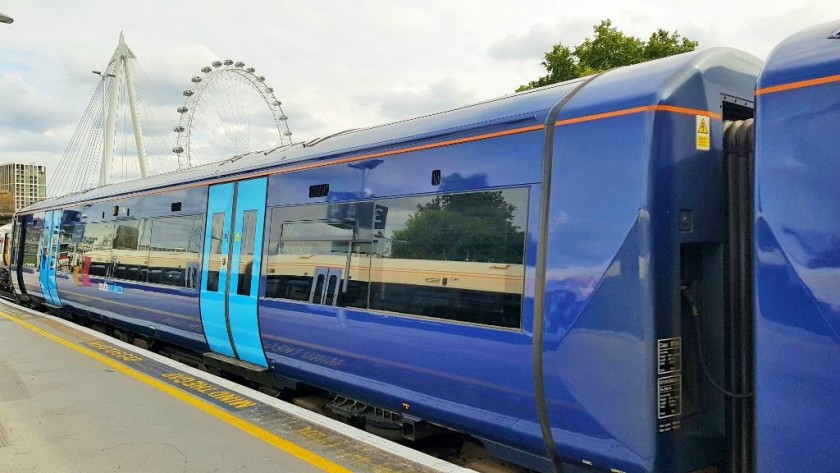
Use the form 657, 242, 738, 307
0, 1, 837, 189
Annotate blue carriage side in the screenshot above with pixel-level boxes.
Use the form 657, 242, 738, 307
9, 46, 763, 473
754, 20, 840, 473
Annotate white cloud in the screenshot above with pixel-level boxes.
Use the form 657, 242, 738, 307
0, 0, 838, 186
488, 21, 593, 61
357, 76, 478, 121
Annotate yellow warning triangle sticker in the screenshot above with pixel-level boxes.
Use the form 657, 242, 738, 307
697, 118, 709, 134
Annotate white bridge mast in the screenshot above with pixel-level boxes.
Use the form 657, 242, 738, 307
99, 32, 147, 186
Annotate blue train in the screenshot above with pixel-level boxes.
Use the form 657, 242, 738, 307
3, 20, 838, 473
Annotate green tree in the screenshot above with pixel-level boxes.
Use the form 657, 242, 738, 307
391, 192, 524, 264
517, 20, 698, 91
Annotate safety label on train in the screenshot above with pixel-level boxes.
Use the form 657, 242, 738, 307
657, 374, 682, 419
696, 115, 711, 150
657, 337, 682, 374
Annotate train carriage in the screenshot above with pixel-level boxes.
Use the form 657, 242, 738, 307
3, 19, 839, 473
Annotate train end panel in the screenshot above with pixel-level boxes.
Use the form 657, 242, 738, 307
755, 20, 840, 473
540, 48, 761, 472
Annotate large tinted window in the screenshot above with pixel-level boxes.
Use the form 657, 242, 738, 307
265, 202, 371, 308
369, 189, 527, 328
148, 215, 203, 288
264, 189, 528, 329
111, 219, 151, 281
70, 221, 114, 277
21, 218, 43, 268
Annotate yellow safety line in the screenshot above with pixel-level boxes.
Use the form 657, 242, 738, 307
0, 310, 351, 473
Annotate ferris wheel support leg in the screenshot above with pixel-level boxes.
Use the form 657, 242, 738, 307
124, 62, 148, 178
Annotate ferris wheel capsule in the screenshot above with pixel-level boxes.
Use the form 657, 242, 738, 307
212, 61, 222, 68
177, 107, 188, 113
234, 62, 245, 68
172, 146, 184, 154
173, 126, 185, 132
246, 67, 255, 73
223, 59, 233, 66
201, 66, 212, 73
183, 90, 194, 97
191, 76, 202, 83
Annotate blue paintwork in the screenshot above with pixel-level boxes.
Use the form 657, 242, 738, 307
228, 178, 269, 367
755, 20, 840, 473
12, 45, 768, 473
201, 183, 236, 357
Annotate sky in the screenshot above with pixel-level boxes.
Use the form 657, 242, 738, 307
0, 1, 838, 191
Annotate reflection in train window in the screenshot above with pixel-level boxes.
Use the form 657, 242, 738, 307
236, 210, 257, 296
206, 212, 225, 292
22, 218, 43, 269
112, 219, 151, 281
264, 188, 528, 329
369, 188, 528, 328
265, 203, 370, 308
70, 222, 114, 277
148, 215, 203, 288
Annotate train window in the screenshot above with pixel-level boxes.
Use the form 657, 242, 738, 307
264, 202, 371, 308
206, 213, 225, 292
236, 210, 257, 296
148, 215, 202, 289
368, 188, 528, 328
111, 219, 151, 281
58, 222, 80, 274
69, 222, 114, 278
21, 219, 42, 269
263, 190, 528, 329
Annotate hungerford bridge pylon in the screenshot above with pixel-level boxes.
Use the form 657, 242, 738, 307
49, 34, 293, 198
97, 32, 147, 186
49, 33, 179, 197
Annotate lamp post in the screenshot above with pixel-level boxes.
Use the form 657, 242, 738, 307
0, 12, 13, 24
92, 70, 116, 185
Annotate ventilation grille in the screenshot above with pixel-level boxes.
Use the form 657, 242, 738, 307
309, 184, 330, 198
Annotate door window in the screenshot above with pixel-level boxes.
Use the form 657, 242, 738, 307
206, 212, 226, 291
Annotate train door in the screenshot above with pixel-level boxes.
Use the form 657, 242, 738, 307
199, 178, 269, 367
38, 210, 62, 306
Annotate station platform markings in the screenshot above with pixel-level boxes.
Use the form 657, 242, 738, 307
0, 300, 470, 473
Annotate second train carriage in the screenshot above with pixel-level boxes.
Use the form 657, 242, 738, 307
5, 20, 839, 472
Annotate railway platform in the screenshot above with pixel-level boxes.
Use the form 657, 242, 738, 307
0, 300, 469, 473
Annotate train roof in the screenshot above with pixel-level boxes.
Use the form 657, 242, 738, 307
25, 47, 761, 214
758, 20, 840, 91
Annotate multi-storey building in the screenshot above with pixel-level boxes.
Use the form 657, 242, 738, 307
0, 163, 47, 211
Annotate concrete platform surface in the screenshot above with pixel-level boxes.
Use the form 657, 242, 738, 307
0, 301, 469, 473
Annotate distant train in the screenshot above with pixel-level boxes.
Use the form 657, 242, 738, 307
3, 20, 838, 473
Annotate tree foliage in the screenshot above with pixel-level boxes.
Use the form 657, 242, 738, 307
517, 20, 698, 91
391, 192, 524, 264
